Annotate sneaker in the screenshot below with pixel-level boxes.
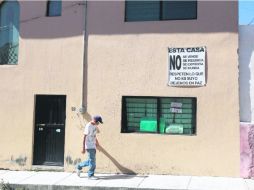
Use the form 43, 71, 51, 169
75, 168, 81, 177
88, 176, 98, 180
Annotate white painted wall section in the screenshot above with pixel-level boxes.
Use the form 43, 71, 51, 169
239, 26, 254, 122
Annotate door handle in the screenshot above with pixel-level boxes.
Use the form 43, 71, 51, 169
56, 129, 61, 133
37, 124, 46, 127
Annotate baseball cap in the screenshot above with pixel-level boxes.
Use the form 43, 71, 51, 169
93, 115, 103, 124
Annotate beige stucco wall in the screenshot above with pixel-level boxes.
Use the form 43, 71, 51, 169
0, 1, 85, 170
84, 1, 240, 177
0, 0, 240, 177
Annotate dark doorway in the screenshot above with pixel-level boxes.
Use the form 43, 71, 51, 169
33, 95, 66, 166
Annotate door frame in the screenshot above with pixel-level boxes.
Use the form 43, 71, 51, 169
32, 94, 66, 166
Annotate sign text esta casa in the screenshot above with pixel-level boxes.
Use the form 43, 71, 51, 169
168, 47, 206, 87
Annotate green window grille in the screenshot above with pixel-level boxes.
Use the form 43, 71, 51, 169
121, 96, 196, 135
125, 0, 197, 22
0, 1, 20, 65
47, 0, 62, 17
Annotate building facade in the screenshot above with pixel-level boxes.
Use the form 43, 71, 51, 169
84, 1, 239, 177
0, 0, 85, 170
239, 25, 254, 178
0, 1, 240, 177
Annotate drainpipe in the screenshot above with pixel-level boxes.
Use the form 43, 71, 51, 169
80, 0, 88, 114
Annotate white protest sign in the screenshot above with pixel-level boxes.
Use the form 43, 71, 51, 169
170, 102, 182, 113
170, 102, 182, 108
168, 47, 206, 86
170, 108, 182, 113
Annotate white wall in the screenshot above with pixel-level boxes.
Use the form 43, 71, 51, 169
239, 26, 254, 122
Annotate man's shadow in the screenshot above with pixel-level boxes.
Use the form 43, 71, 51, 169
96, 146, 141, 180
79, 113, 141, 179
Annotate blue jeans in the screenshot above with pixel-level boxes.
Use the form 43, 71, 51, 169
76, 149, 96, 177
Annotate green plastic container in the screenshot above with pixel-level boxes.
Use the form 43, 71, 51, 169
140, 117, 157, 132
159, 118, 166, 133
140, 117, 166, 133
165, 124, 184, 134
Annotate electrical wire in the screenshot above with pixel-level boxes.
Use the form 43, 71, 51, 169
20, 2, 85, 24
248, 17, 254, 25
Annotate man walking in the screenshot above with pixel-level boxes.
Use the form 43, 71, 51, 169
76, 115, 103, 180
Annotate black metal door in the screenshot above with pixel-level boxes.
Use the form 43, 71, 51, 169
33, 95, 66, 166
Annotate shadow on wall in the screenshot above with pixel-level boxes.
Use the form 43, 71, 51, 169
19, 1, 237, 40
73, 112, 92, 130
98, 146, 137, 175
87, 1, 238, 35
83, 112, 92, 122
19, 1, 84, 39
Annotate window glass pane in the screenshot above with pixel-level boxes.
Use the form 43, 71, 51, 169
0, 1, 19, 65
162, 1, 197, 20
160, 98, 196, 134
47, 0, 62, 17
125, 1, 160, 21
125, 98, 157, 132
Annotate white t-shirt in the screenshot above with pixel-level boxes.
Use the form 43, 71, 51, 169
84, 122, 97, 149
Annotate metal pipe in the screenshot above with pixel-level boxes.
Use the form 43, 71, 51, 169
80, 0, 88, 114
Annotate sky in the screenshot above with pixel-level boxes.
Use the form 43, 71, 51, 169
239, 0, 254, 25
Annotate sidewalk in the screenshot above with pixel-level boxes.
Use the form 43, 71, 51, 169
1, 169, 254, 190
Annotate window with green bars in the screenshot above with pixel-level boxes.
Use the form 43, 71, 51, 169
125, 1, 197, 22
0, 1, 20, 65
121, 96, 196, 135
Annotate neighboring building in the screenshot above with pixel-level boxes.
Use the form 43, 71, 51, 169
239, 25, 254, 178
0, 0, 240, 177
239, 26, 254, 123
